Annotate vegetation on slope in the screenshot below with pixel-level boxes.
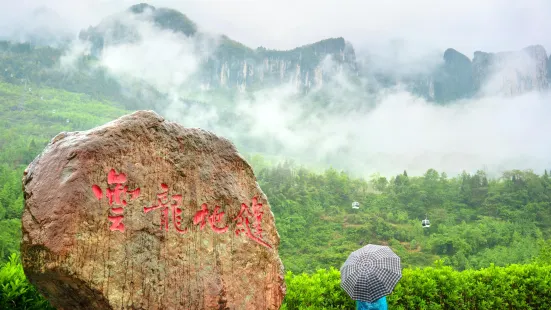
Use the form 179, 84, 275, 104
255, 161, 551, 273
0, 40, 165, 110
0, 81, 128, 263
282, 247, 551, 309
0, 254, 55, 310
1, 79, 551, 308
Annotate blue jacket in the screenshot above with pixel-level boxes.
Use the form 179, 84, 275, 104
356, 296, 388, 310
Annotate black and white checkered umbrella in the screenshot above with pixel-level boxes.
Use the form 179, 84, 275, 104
340, 244, 402, 302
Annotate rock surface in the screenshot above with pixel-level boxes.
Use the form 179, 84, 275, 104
78, 3, 356, 92
472, 45, 549, 95
21, 110, 285, 310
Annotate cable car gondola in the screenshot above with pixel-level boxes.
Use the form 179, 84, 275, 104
421, 215, 430, 228
352, 201, 360, 209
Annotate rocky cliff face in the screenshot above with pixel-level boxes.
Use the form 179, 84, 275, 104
200, 37, 356, 92
75, 3, 551, 103
79, 3, 356, 93
405, 45, 550, 102
473, 45, 549, 96
433, 48, 475, 101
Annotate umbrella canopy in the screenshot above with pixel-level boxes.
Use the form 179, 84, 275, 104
340, 244, 402, 302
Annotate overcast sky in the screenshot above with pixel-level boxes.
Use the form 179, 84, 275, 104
1, 0, 550, 59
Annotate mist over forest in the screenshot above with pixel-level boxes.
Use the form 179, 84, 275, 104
2, 1, 551, 178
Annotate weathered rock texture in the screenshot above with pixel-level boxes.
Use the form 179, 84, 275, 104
21, 110, 285, 310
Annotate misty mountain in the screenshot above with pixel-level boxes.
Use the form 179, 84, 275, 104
75, 3, 551, 103
1, 2, 550, 109
79, 3, 356, 94
0, 6, 73, 48
78, 3, 198, 54
426, 45, 549, 101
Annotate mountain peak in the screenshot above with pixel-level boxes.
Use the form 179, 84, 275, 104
128, 3, 156, 14
443, 48, 471, 64
126, 3, 197, 37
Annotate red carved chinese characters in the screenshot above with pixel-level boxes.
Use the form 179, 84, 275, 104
193, 204, 229, 234
91, 173, 270, 247
143, 183, 186, 233
91, 169, 141, 232
234, 197, 271, 248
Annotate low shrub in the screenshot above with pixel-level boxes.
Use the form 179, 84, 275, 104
282, 262, 551, 310
0, 253, 54, 310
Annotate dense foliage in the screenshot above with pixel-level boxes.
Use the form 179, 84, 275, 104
0, 254, 55, 309
282, 243, 551, 309
282, 257, 551, 309
254, 160, 551, 273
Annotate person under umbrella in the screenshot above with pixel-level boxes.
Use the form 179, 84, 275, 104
340, 244, 402, 310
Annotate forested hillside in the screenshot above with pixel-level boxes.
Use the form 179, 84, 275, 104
1, 80, 550, 274
0, 81, 127, 262
0, 40, 160, 110
255, 161, 550, 272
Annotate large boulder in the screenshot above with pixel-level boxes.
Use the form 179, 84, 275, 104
21, 110, 286, 310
